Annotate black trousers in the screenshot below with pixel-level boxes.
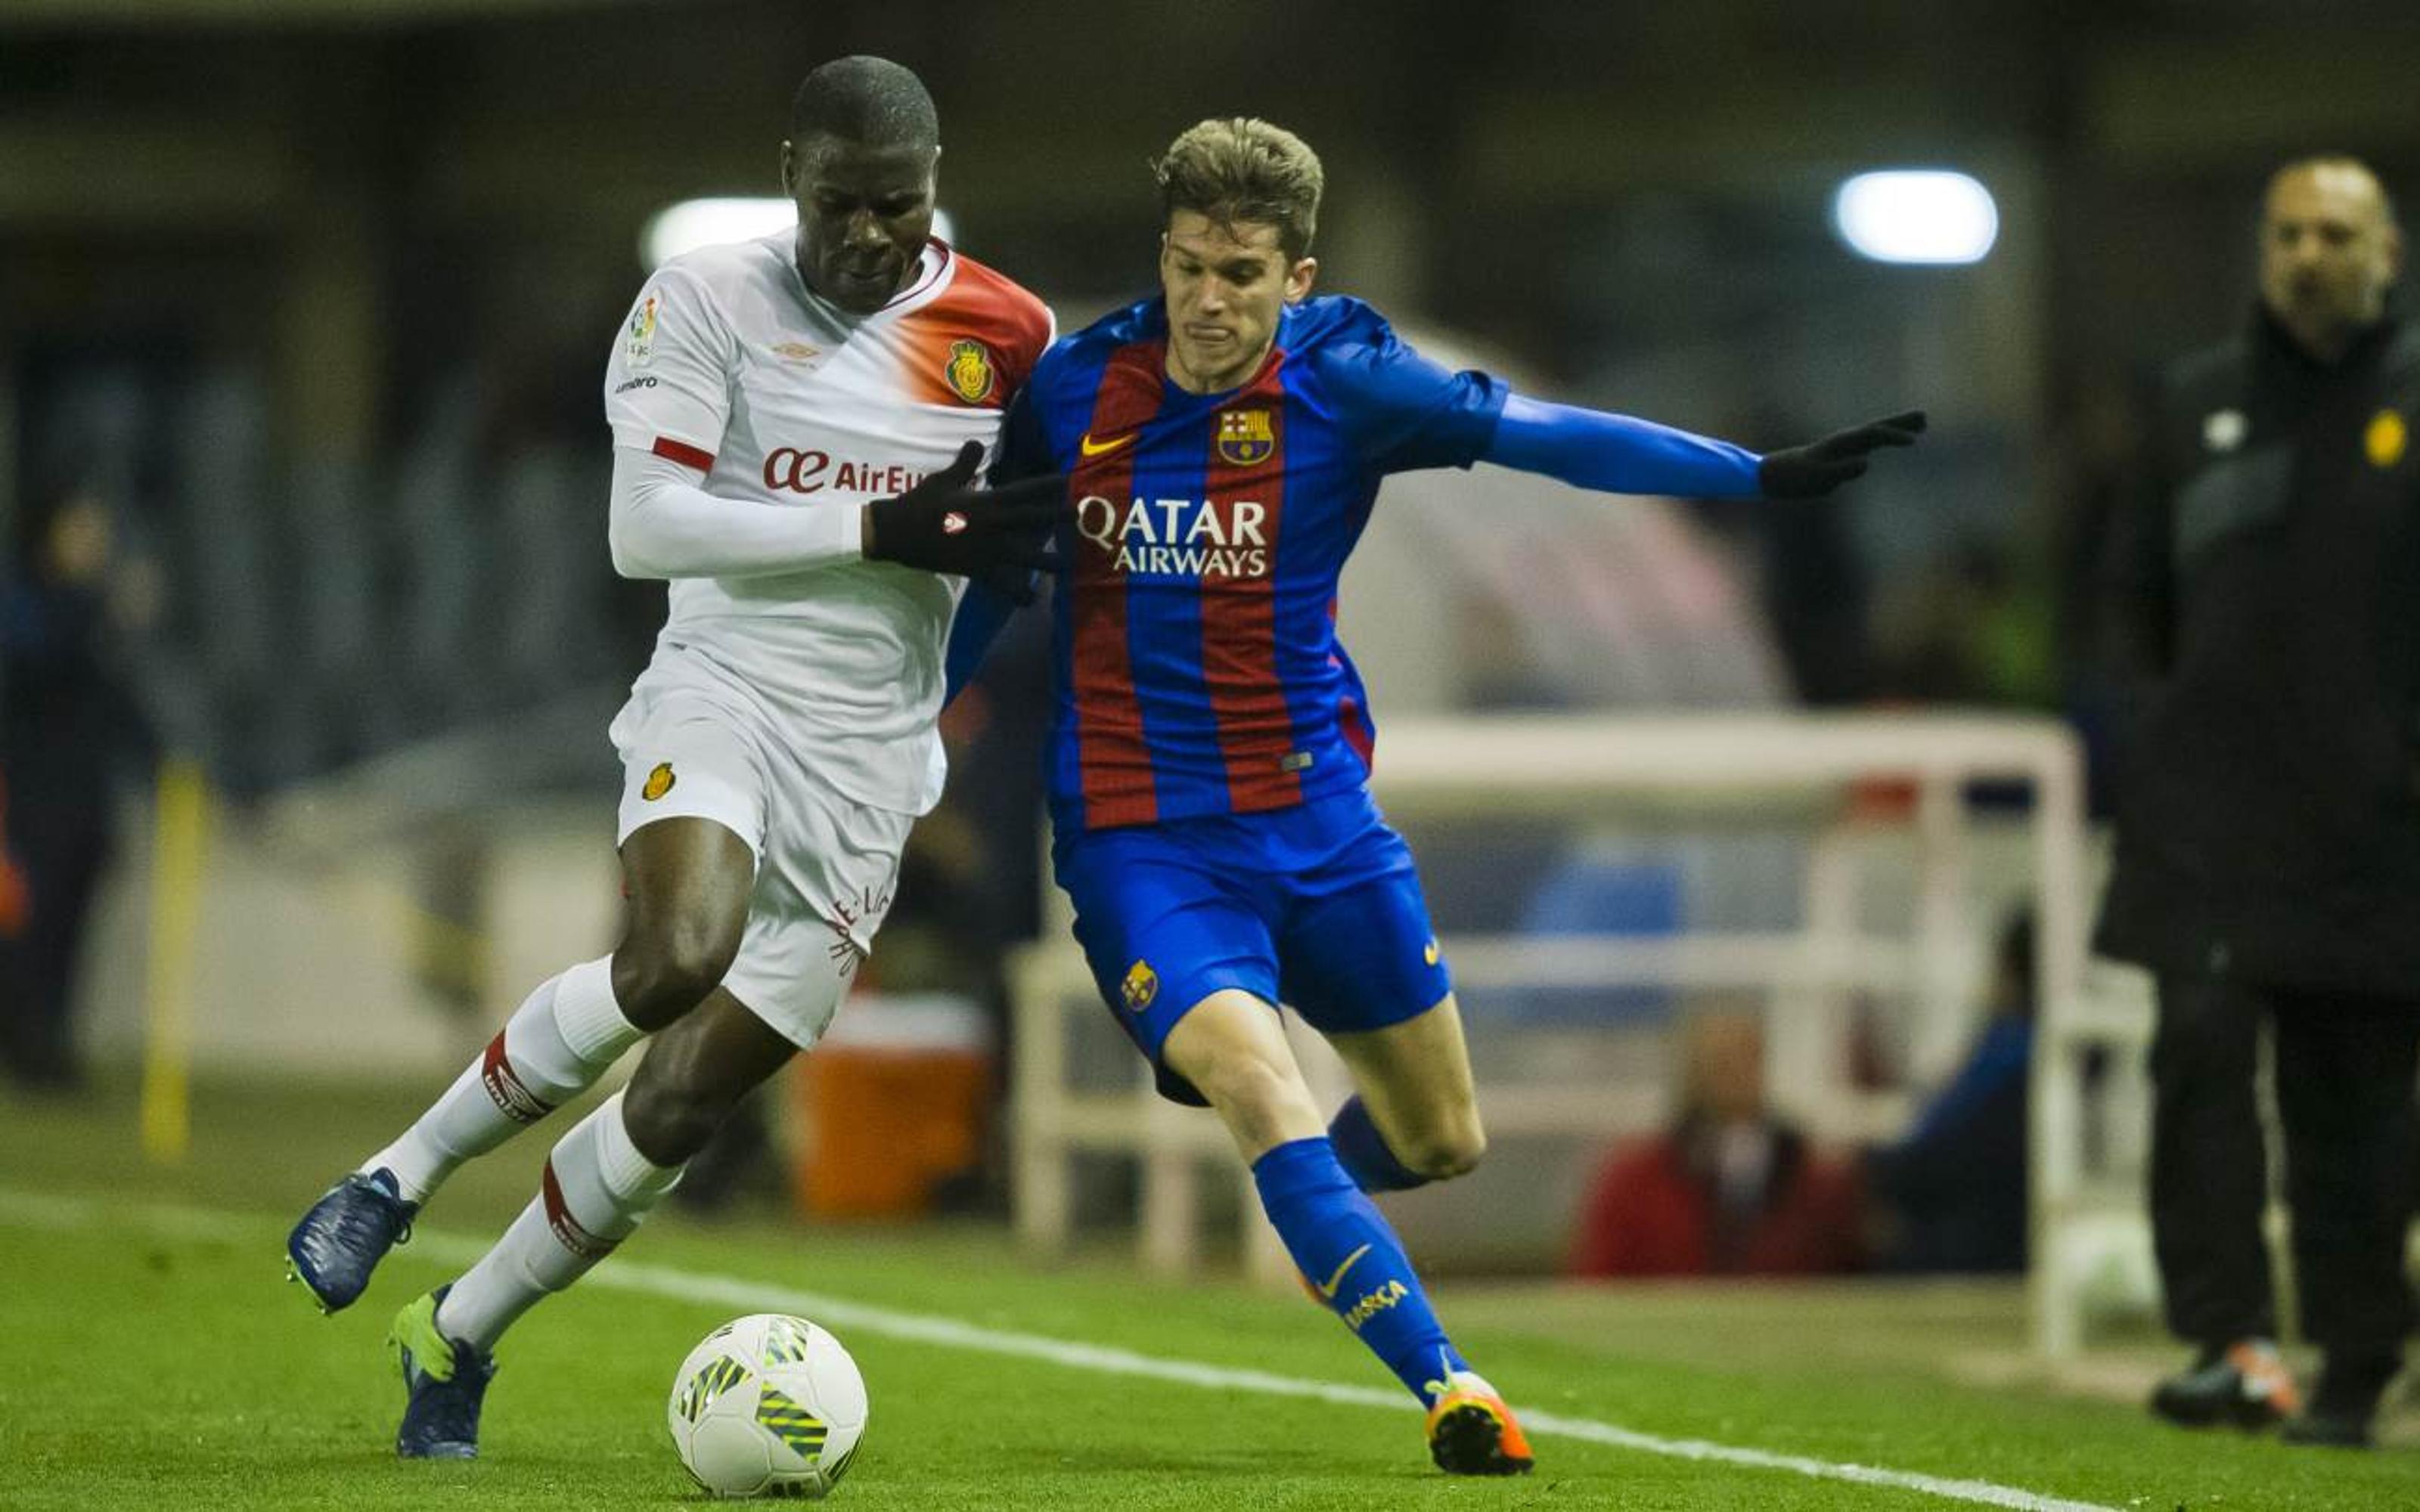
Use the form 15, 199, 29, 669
2149, 974, 2420, 1368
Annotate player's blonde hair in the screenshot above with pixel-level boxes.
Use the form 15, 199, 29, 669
1153, 118, 1324, 261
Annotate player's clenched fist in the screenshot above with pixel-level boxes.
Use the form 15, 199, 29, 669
864, 440, 1067, 590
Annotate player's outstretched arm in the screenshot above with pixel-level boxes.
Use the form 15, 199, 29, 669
609, 445, 865, 580
864, 440, 1067, 587
1483, 396, 1924, 501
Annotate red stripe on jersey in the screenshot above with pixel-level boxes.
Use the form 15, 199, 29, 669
1327, 596, 1374, 773
651, 435, 715, 471
1070, 339, 1168, 829
1338, 691, 1376, 773
1199, 367, 1302, 812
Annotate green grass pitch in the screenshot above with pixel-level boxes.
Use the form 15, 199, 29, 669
0, 1075, 2408, 1509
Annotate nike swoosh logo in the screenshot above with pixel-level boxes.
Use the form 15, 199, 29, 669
1316, 1243, 1373, 1300
1079, 430, 1136, 457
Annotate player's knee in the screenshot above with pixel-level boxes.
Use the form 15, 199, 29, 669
1399, 1120, 1487, 1180
620, 1072, 730, 1167
1190, 1053, 1311, 1136
613, 922, 742, 1028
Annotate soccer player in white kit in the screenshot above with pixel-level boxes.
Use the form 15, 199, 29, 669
282, 57, 1062, 1460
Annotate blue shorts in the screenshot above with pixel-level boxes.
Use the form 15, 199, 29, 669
1051, 788, 1452, 1105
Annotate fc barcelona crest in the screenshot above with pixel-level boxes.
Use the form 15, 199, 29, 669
945, 339, 997, 404
1218, 408, 1274, 466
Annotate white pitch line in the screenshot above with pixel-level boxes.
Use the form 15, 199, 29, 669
2, 1188, 2119, 1512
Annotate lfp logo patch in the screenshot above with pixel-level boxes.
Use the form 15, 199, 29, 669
641, 762, 676, 801
1218, 409, 1274, 466
1121, 959, 1159, 1012
626, 294, 659, 367
945, 339, 996, 404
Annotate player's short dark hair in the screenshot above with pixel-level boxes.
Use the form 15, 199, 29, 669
1153, 118, 1323, 261
789, 55, 939, 153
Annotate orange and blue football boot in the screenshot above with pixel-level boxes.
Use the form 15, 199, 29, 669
1425, 1369, 1535, 1475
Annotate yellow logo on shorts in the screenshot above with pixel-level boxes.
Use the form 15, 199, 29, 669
1121, 959, 1159, 1012
641, 762, 676, 801
1423, 938, 1441, 968
2366, 409, 2407, 469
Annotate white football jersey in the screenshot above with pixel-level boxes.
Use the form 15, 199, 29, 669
603, 233, 1053, 814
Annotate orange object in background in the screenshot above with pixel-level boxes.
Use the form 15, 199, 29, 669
793, 993, 994, 1219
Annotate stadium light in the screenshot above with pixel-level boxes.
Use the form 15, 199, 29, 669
641, 197, 957, 269
1830, 171, 1997, 265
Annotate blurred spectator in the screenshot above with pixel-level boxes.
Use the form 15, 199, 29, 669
0, 490, 155, 1089
0, 774, 28, 937
2096, 156, 2418, 1448
1863, 913, 2034, 1274
1568, 1009, 1863, 1278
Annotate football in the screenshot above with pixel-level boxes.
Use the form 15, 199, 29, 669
667, 1313, 868, 1498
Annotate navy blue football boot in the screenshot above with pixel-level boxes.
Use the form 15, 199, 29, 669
390, 1286, 497, 1459
285, 1168, 417, 1314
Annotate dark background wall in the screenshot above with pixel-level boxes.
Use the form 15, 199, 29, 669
3, 0, 2415, 785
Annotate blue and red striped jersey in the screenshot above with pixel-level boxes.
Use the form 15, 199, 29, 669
1000, 294, 1508, 832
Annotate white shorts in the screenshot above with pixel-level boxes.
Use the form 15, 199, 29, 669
608, 653, 916, 1051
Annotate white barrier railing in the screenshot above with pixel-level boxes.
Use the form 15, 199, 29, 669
1010, 711, 2115, 1358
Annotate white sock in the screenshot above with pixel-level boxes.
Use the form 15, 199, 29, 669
361, 957, 639, 1203
435, 1091, 682, 1352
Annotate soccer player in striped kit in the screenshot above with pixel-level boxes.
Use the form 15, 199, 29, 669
954, 117, 1923, 1475
284, 57, 1063, 1459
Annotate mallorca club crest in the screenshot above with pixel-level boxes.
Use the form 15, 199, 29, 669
1121, 959, 1159, 1012
641, 761, 676, 801
625, 293, 659, 368
945, 339, 996, 404
1218, 408, 1274, 466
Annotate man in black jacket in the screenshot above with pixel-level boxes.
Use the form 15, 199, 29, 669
2099, 155, 2417, 1448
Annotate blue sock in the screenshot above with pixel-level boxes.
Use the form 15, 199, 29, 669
1328, 1095, 1432, 1191
1250, 1136, 1468, 1403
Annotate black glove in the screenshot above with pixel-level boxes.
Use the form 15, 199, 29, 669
865, 441, 1067, 593
1757, 411, 1927, 499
